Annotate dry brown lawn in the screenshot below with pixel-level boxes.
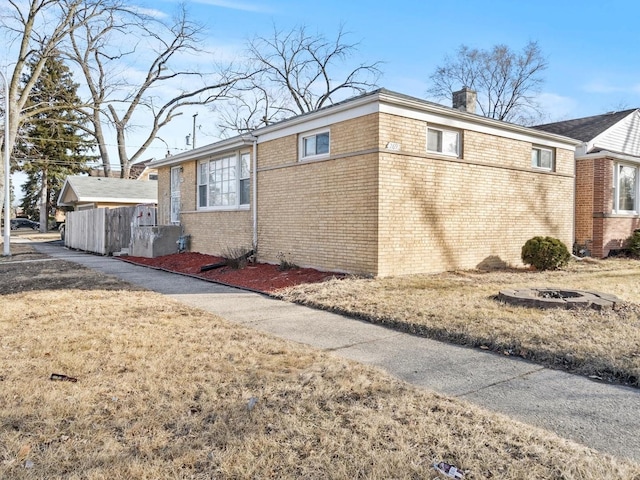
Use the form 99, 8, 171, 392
1, 250, 639, 478
277, 258, 640, 387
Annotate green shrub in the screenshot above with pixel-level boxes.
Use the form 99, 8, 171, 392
521, 236, 571, 270
628, 230, 640, 258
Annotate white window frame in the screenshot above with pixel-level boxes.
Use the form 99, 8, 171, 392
612, 162, 639, 214
239, 152, 250, 206
531, 146, 555, 171
197, 152, 250, 211
170, 166, 181, 224
427, 126, 460, 157
299, 129, 330, 161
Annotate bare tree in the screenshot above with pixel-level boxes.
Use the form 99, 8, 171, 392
0, 0, 111, 218
428, 41, 548, 125
67, 4, 248, 178
218, 24, 382, 135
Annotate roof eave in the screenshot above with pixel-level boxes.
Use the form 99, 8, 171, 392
576, 149, 640, 164
148, 135, 257, 168
69, 197, 158, 204
378, 91, 581, 147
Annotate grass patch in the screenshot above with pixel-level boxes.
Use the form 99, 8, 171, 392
1, 258, 639, 478
277, 258, 640, 387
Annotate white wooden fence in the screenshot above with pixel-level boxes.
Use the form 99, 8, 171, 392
65, 205, 157, 255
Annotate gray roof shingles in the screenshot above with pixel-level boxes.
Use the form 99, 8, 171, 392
67, 176, 157, 202
533, 109, 637, 142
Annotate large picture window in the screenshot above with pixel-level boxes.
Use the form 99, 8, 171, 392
613, 163, 638, 213
198, 153, 250, 209
427, 127, 460, 156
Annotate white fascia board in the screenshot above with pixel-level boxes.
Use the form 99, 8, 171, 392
378, 96, 579, 150
576, 150, 640, 165
255, 90, 578, 149
74, 197, 158, 204
257, 100, 379, 143
149, 136, 256, 168
57, 179, 71, 206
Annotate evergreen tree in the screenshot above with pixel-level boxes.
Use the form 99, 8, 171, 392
16, 55, 94, 229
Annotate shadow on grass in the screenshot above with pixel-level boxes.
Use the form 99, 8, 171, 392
0, 255, 143, 295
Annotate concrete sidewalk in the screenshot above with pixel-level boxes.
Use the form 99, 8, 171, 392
28, 240, 640, 462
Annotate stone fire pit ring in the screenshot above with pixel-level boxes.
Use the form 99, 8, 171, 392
498, 288, 620, 310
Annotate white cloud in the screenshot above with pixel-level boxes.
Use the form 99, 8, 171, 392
190, 0, 272, 13
535, 92, 579, 122
130, 7, 169, 19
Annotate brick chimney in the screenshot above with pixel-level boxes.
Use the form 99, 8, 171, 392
452, 87, 477, 114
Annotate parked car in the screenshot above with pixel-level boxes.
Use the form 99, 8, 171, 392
10, 218, 40, 230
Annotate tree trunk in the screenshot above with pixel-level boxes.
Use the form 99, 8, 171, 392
39, 167, 48, 233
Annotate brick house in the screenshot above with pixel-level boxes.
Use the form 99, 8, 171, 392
535, 109, 640, 257
149, 89, 578, 276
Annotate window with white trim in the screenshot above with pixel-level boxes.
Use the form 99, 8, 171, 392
240, 153, 250, 205
613, 163, 638, 213
531, 146, 554, 170
299, 129, 330, 160
170, 166, 181, 224
198, 153, 250, 209
427, 127, 460, 156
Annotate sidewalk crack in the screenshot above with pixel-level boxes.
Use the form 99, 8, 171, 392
323, 332, 404, 352
456, 366, 546, 398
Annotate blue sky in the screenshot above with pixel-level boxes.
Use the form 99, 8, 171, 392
174, 0, 640, 123
9, 0, 640, 202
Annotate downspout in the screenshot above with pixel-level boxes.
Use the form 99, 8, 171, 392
252, 138, 258, 252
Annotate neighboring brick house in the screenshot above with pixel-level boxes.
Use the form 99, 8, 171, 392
149, 89, 578, 276
535, 109, 640, 257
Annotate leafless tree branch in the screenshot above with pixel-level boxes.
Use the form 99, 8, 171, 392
427, 41, 548, 124
218, 24, 382, 135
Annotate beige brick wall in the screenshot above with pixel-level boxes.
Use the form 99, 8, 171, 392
182, 210, 253, 255
157, 158, 253, 256
155, 110, 574, 276
378, 113, 424, 151
259, 135, 297, 169
157, 167, 171, 225
254, 115, 380, 273
375, 112, 574, 275
375, 117, 575, 275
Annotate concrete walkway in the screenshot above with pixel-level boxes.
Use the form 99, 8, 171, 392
26, 240, 640, 463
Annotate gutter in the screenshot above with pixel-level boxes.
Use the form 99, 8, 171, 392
148, 134, 257, 168
252, 138, 258, 251
575, 149, 640, 164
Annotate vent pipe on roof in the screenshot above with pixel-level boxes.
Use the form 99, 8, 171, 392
452, 87, 477, 114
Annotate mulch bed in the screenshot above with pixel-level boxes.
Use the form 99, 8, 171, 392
120, 252, 343, 293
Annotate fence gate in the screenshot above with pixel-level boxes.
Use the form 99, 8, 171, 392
65, 206, 150, 255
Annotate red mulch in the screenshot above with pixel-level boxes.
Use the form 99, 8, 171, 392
119, 252, 343, 293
